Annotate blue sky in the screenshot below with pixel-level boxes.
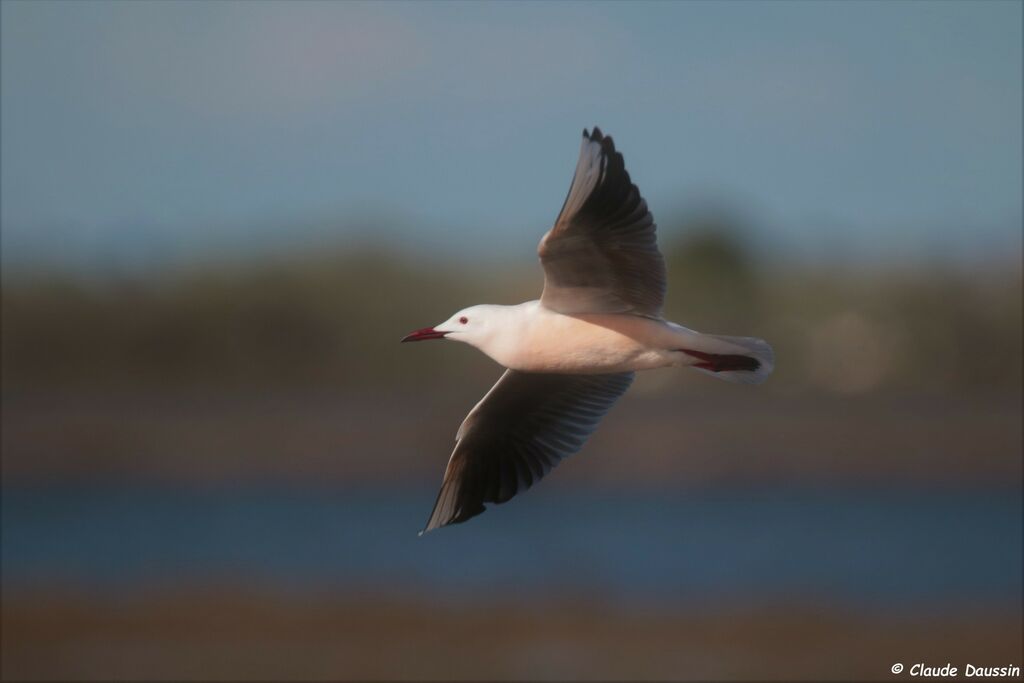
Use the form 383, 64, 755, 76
2, 0, 1021, 270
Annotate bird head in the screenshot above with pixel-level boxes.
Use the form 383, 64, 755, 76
401, 305, 496, 347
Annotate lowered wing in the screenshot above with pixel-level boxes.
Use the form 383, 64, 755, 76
422, 369, 634, 533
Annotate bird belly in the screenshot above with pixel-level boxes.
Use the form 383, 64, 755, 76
496, 310, 675, 374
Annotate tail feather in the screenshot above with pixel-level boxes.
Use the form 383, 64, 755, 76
677, 333, 774, 385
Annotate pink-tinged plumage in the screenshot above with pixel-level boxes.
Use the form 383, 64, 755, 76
403, 127, 774, 534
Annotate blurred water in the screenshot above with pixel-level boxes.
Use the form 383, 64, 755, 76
3, 484, 1020, 610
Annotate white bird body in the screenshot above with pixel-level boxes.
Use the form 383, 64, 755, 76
509, 303, 678, 374
403, 127, 774, 533
433, 300, 769, 377
438, 301, 676, 374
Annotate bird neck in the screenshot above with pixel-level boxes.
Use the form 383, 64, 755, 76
466, 301, 539, 362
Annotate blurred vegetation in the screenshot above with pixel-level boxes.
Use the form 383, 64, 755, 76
2, 217, 1020, 396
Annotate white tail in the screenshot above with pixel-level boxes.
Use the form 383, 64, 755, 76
670, 326, 775, 385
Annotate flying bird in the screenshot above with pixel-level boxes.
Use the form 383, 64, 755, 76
403, 127, 774, 534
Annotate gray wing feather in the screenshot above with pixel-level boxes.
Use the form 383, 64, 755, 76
539, 127, 667, 318
421, 369, 634, 534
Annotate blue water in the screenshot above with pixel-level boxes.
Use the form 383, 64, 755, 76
3, 485, 1020, 609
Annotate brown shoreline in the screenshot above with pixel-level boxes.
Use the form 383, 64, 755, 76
3, 587, 1020, 681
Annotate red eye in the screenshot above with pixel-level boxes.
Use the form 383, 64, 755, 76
459, 316, 468, 324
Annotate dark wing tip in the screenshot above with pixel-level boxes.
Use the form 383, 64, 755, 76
420, 478, 487, 535
583, 126, 619, 161
420, 504, 486, 535
601, 128, 617, 150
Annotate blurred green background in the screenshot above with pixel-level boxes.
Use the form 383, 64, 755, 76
2, 1, 1021, 680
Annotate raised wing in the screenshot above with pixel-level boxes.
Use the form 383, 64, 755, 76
539, 127, 666, 318
421, 369, 634, 533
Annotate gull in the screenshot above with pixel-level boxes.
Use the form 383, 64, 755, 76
403, 127, 774, 534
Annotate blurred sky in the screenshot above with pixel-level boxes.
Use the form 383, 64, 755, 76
1, 0, 1021, 270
